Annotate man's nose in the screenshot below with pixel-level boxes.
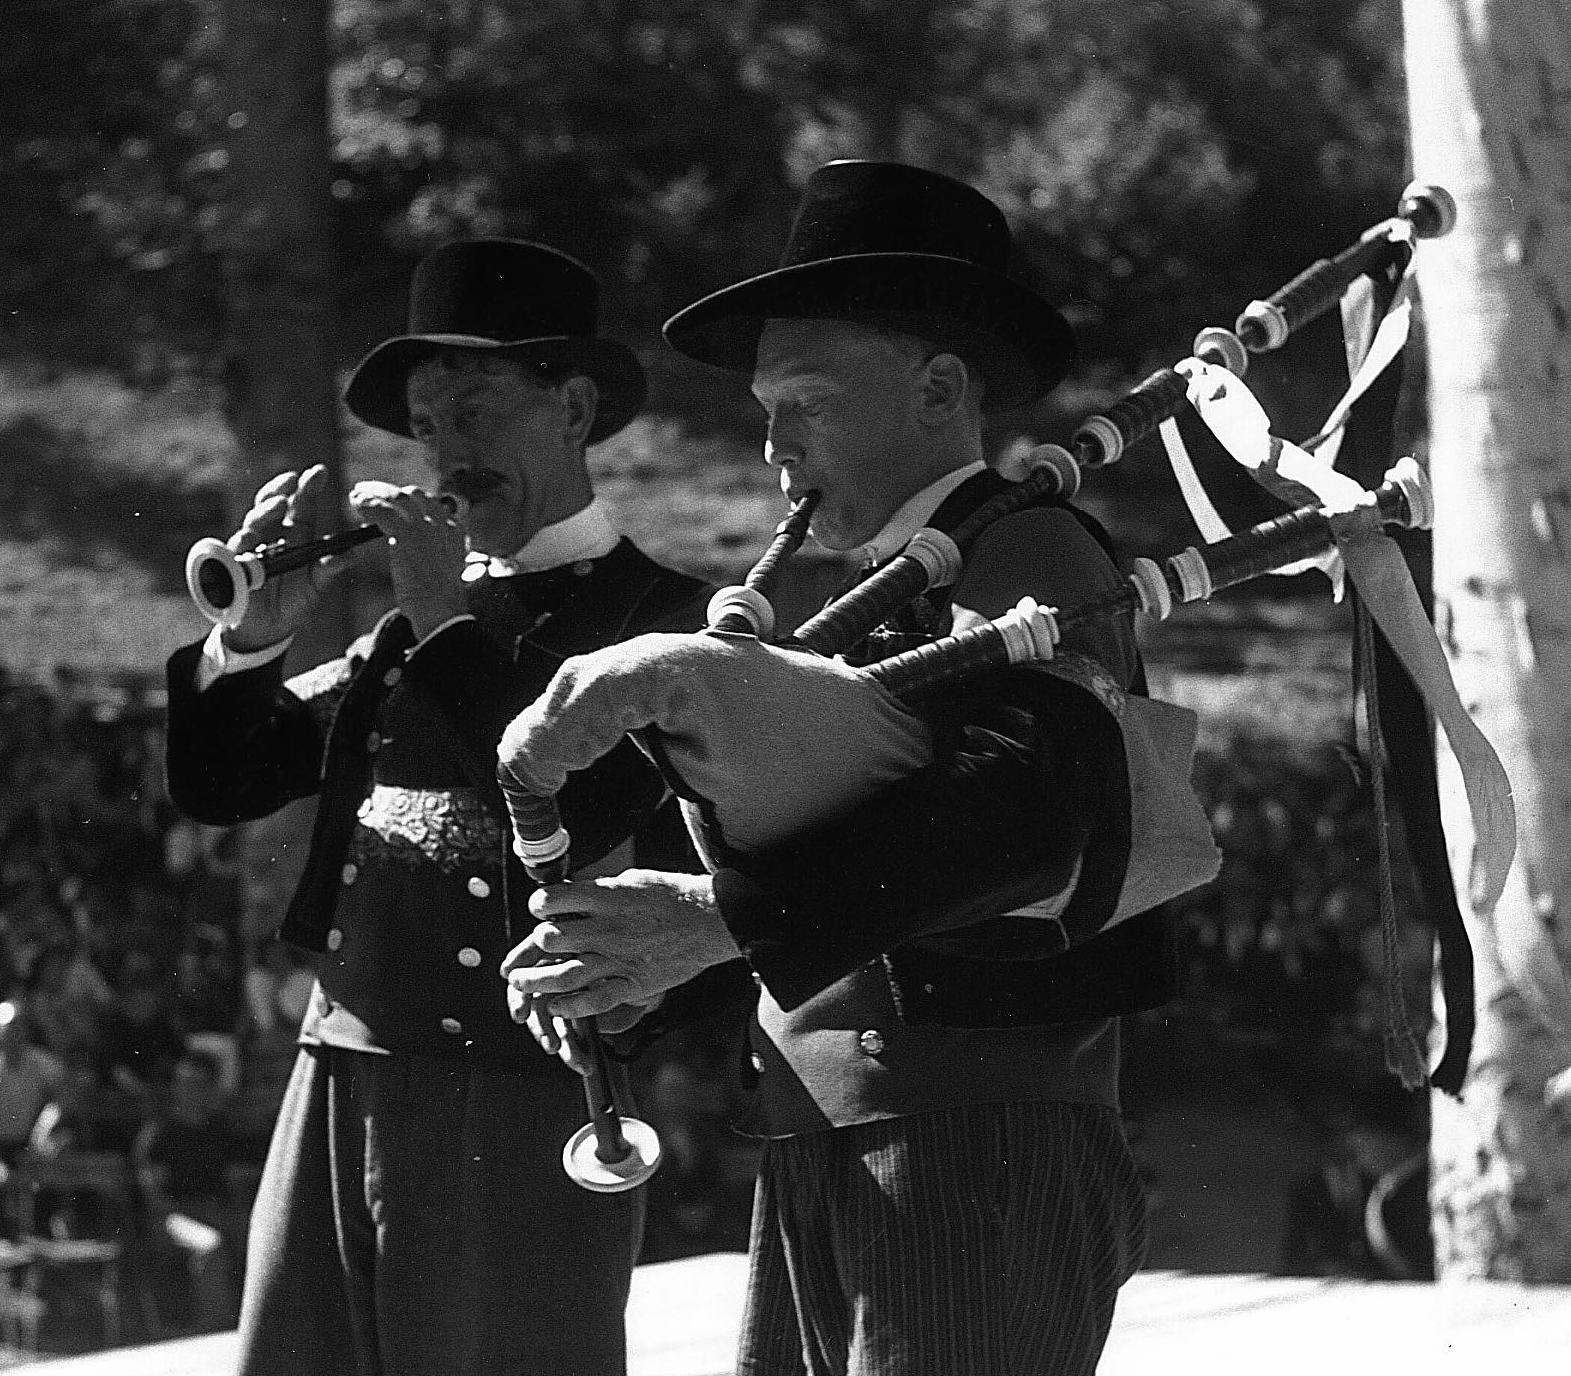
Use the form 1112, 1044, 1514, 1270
763, 419, 802, 468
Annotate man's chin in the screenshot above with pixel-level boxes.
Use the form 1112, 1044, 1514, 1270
807, 520, 861, 553
465, 511, 528, 557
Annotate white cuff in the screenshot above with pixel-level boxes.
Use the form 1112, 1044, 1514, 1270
194, 625, 292, 693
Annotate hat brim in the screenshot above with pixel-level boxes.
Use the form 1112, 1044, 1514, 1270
343, 334, 646, 444
663, 254, 1076, 411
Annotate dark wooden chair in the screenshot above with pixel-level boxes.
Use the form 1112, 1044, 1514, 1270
5, 1149, 161, 1351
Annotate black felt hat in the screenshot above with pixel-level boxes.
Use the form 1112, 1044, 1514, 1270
662, 161, 1075, 411
345, 239, 645, 444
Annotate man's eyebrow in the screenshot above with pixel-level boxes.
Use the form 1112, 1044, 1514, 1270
751, 371, 837, 404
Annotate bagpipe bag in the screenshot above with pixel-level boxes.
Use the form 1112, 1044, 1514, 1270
498, 626, 1221, 936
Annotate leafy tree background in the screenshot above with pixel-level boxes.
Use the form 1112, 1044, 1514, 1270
3, 0, 1407, 420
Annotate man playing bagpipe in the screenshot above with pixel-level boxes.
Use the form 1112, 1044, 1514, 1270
165, 240, 712, 1376
500, 163, 1213, 1375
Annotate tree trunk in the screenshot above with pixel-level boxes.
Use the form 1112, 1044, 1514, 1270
1402, 0, 1571, 1280
221, 0, 351, 660
220, 0, 347, 950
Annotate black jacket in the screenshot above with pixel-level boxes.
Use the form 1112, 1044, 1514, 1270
165, 540, 712, 1064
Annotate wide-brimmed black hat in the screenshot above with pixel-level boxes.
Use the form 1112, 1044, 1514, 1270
345, 239, 645, 444
663, 161, 1075, 411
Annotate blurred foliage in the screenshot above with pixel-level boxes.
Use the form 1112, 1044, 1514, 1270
0, 368, 234, 586
0, 0, 226, 373
1176, 727, 1429, 1055
2, 0, 1407, 429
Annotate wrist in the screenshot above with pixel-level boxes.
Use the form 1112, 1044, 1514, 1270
204, 625, 293, 683
689, 875, 742, 963
219, 624, 281, 655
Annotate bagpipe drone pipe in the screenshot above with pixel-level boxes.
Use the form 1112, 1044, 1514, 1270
1043, 177, 1513, 1097
498, 178, 1512, 1138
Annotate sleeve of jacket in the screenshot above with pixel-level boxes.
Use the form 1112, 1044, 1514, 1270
164, 641, 330, 826
711, 505, 1140, 1010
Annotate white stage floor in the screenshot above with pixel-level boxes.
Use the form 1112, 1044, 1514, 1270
11, 1255, 1571, 1374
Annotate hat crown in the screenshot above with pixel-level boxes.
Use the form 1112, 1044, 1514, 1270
660, 160, 1075, 411
779, 161, 1011, 272
407, 239, 601, 343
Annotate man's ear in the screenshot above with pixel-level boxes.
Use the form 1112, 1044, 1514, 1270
560, 375, 600, 444
917, 352, 971, 426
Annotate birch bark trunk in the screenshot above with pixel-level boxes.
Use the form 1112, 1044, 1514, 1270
1402, 0, 1571, 1279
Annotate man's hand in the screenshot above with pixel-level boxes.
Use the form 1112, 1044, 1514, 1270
349, 482, 471, 639
221, 465, 357, 652
499, 869, 741, 1053
516, 995, 665, 1077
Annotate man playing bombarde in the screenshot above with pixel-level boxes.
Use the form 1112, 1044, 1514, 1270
166, 239, 709, 1376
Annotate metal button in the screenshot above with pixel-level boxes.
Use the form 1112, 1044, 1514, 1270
382, 667, 403, 688
858, 1029, 886, 1057
341, 863, 358, 886
457, 947, 482, 968
357, 798, 373, 819
440, 1017, 463, 1035
365, 731, 382, 753
466, 876, 492, 900
326, 929, 344, 952
749, 1052, 766, 1073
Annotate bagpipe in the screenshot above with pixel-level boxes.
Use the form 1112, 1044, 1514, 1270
498, 180, 1513, 1190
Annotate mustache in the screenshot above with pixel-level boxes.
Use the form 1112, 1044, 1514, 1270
443, 468, 508, 503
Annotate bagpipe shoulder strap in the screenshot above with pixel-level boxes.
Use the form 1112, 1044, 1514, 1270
883, 469, 1184, 1025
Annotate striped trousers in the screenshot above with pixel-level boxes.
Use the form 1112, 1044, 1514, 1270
735, 1101, 1147, 1376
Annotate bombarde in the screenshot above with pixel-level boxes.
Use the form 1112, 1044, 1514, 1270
184, 493, 466, 628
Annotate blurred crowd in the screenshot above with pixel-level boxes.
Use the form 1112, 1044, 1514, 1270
0, 669, 324, 1334
0, 669, 753, 1342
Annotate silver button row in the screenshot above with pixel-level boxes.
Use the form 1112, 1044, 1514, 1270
329, 866, 493, 1038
